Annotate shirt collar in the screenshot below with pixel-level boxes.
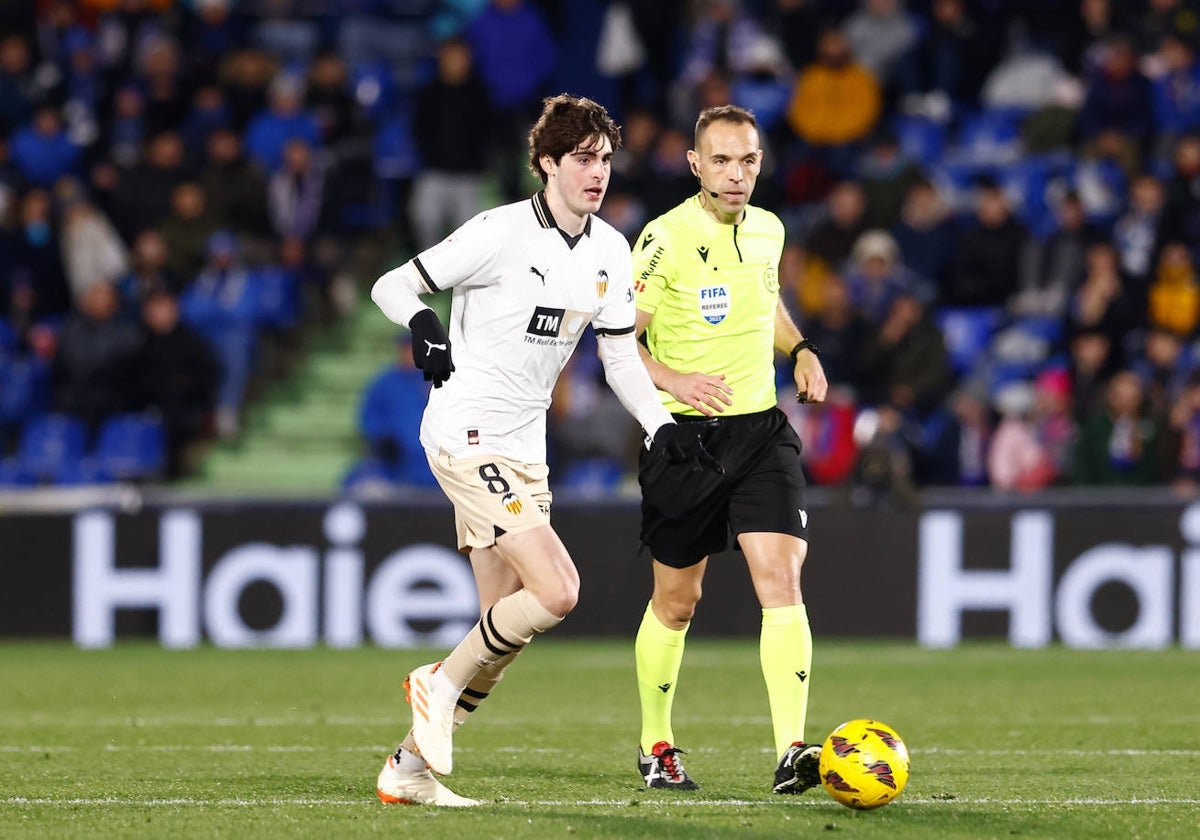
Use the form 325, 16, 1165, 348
531, 190, 592, 249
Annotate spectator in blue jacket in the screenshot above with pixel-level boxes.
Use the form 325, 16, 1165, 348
357, 333, 436, 487
1151, 29, 1200, 152
465, 0, 556, 200
11, 105, 80, 186
244, 74, 321, 173
1079, 35, 1153, 172
180, 231, 259, 439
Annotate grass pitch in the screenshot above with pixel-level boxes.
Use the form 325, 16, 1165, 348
1, 639, 1197, 839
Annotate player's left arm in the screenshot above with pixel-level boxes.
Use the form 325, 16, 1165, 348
597, 331, 673, 437
774, 299, 828, 404
595, 233, 674, 436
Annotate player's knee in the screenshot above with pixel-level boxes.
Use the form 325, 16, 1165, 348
535, 580, 579, 619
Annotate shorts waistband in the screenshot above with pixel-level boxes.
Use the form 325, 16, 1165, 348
671, 407, 778, 426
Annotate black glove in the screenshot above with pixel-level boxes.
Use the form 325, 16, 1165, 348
639, 422, 725, 519
653, 423, 725, 474
409, 308, 454, 387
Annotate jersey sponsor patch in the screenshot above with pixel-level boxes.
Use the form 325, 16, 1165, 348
639, 244, 665, 281
527, 306, 565, 336
525, 306, 590, 345
699, 284, 730, 324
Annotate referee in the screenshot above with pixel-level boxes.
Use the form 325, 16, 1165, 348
631, 105, 829, 794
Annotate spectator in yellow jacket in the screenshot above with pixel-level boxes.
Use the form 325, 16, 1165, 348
787, 28, 881, 149
1148, 241, 1200, 337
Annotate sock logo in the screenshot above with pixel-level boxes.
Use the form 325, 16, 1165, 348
796, 670, 808, 681
658, 682, 671, 693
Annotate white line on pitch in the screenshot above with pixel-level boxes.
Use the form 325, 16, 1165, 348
3, 796, 1199, 808
5, 745, 1200, 757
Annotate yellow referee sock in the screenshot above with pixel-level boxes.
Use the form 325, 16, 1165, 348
760, 604, 813, 760
635, 602, 689, 753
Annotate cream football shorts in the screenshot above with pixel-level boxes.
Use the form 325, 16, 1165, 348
428, 450, 553, 550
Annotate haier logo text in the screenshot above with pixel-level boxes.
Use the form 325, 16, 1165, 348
918, 507, 1200, 649
72, 503, 479, 649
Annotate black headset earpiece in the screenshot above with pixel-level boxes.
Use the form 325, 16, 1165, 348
692, 164, 719, 199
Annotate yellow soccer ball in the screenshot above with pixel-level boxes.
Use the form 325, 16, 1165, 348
818, 719, 911, 810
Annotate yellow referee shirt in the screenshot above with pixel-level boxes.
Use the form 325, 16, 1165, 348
633, 194, 784, 416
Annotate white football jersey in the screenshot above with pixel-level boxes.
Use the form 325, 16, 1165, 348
412, 191, 636, 463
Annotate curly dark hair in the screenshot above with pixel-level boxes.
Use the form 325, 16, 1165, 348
527, 94, 622, 184
694, 104, 758, 148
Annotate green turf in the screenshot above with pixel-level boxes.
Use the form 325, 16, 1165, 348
1, 640, 1197, 839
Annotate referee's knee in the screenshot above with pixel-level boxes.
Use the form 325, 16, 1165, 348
654, 588, 701, 626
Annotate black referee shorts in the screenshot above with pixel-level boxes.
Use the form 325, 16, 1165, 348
638, 406, 809, 568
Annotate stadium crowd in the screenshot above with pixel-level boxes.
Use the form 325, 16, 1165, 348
2, 0, 1200, 494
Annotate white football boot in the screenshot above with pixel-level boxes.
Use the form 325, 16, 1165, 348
376, 753, 479, 807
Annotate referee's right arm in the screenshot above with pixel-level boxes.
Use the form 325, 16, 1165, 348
635, 308, 732, 416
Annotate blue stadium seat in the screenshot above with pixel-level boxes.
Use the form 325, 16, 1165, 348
927, 160, 993, 216
935, 306, 1005, 375
93, 413, 166, 481
952, 108, 1024, 165
0, 457, 31, 488
999, 153, 1076, 237
1010, 314, 1065, 346
0, 355, 51, 429
892, 114, 947, 167
17, 414, 88, 484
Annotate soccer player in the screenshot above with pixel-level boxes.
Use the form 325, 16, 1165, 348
369, 94, 719, 806
631, 105, 829, 793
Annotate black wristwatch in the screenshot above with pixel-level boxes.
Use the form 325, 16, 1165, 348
789, 338, 820, 362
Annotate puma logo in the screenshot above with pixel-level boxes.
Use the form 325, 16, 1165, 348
424, 340, 447, 352
529, 266, 549, 284
658, 683, 671, 693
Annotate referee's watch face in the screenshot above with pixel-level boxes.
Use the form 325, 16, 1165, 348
543, 136, 614, 223
690, 121, 762, 224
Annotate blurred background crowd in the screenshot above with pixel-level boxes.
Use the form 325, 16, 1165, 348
2, 0, 1200, 499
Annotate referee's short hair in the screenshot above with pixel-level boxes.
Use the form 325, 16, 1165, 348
694, 105, 758, 148
528, 94, 622, 184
